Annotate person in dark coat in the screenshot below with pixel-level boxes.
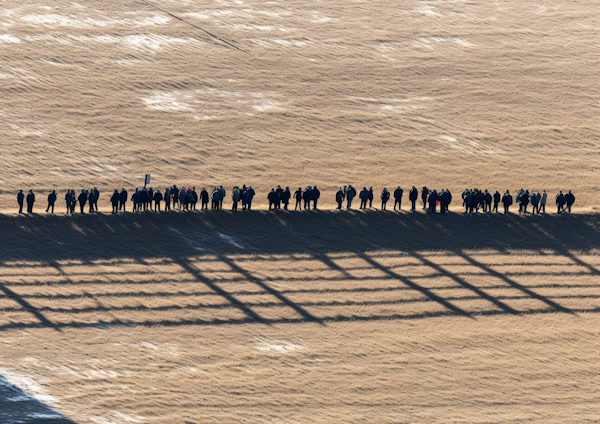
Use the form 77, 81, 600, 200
464, 190, 473, 213
556, 191, 566, 213
519, 190, 530, 214
368, 187, 374, 208
119, 188, 128, 212
493, 191, 501, 213
313, 186, 321, 209
516, 189, 523, 214
428, 190, 438, 213
26, 190, 35, 213
274, 185, 283, 209
131, 189, 140, 212
302, 187, 311, 210
88, 189, 96, 213
164, 188, 171, 211
445, 189, 452, 212
17, 190, 24, 214
111, 189, 120, 213
294, 187, 302, 210
64, 190, 72, 214
92, 187, 99, 211
439, 190, 448, 214
474, 189, 484, 213
78, 190, 88, 214
335, 187, 344, 210
393, 186, 403, 211
282, 187, 291, 210
201, 188, 209, 210
381, 188, 390, 210
359, 187, 369, 209
246, 186, 255, 210
153, 189, 163, 212
191, 188, 198, 211
483, 190, 492, 213
501, 190, 513, 214
409, 186, 418, 211
531, 192, 540, 214
231, 186, 240, 211
421, 187, 429, 210
347, 185, 356, 209
565, 191, 575, 213
268, 189, 276, 211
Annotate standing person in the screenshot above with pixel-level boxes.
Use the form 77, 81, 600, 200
493, 191, 501, 213
246, 186, 255, 210
531, 192, 540, 214
556, 191, 565, 213
65, 190, 72, 214
381, 188, 390, 210
40, 191, 49, 213
474, 189, 484, 213
268, 189, 276, 211
409, 186, 418, 211
565, 191, 575, 213
17, 190, 24, 214
540, 190, 547, 214
421, 187, 429, 210
154, 189, 163, 212
393, 186, 403, 211
88, 189, 96, 213
520, 190, 530, 214
78, 190, 88, 214
164, 187, 171, 211
240, 185, 248, 210
303, 187, 311, 210
359, 187, 369, 209
275, 185, 283, 209
110, 189, 120, 213
232, 186, 240, 211
148, 188, 154, 211
131, 189, 140, 212
335, 187, 344, 210
70, 190, 76, 213
294, 187, 303, 210
119, 188, 128, 212
92, 187, 100, 211
179, 188, 187, 210
282, 187, 291, 210
444, 189, 452, 212
368, 187, 374, 208
516, 189, 524, 214
501, 190, 513, 214
313, 186, 320, 210
428, 190, 438, 213
219, 186, 226, 210
346, 185, 356, 209
484, 190, 492, 212
171, 185, 178, 209
191, 188, 198, 211
201, 188, 209, 210
26, 190, 35, 213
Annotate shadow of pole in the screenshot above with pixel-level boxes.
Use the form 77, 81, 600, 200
411, 252, 519, 315
457, 251, 574, 314
358, 253, 472, 318
219, 255, 324, 325
0, 281, 61, 332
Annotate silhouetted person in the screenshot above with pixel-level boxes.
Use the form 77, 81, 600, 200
17, 190, 24, 214
78, 190, 87, 214
191, 187, 198, 210
421, 187, 429, 210
565, 191, 575, 213
381, 188, 390, 210
393, 186, 403, 211
111, 190, 120, 213
493, 191, 500, 213
502, 190, 513, 214
65, 190, 73, 214
275, 185, 283, 209
484, 190, 492, 212
246, 186, 255, 210
531, 192, 540, 214
444, 189, 452, 212
219, 186, 226, 210
556, 191, 565, 213
313, 186, 321, 209
359, 187, 369, 209
302, 187, 311, 210
428, 190, 438, 213
119, 188, 128, 212
282, 187, 291, 210
368, 187, 373, 208
88, 189, 96, 213
347, 185, 356, 209
540, 190, 547, 214
180, 188, 187, 210
474, 189, 484, 213
439, 190, 448, 214
92, 187, 99, 211
409, 186, 418, 211
232, 186, 240, 211
335, 187, 344, 209
516, 189, 524, 214
26, 190, 35, 213
131, 189, 140, 212
268, 188, 276, 211
164, 188, 171, 211
464, 190, 473, 213
45, 190, 56, 213
201, 188, 209, 210
294, 187, 302, 210
520, 190, 530, 214
152, 189, 162, 211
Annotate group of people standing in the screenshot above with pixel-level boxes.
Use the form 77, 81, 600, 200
15, 185, 576, 215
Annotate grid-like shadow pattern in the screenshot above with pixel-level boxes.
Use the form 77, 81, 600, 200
0, 250, 598, 330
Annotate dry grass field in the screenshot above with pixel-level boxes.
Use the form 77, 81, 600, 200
1, 0, 599, 422
0, 212, 599, 422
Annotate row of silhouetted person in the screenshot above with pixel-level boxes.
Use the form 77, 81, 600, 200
15, 185, 576, 214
